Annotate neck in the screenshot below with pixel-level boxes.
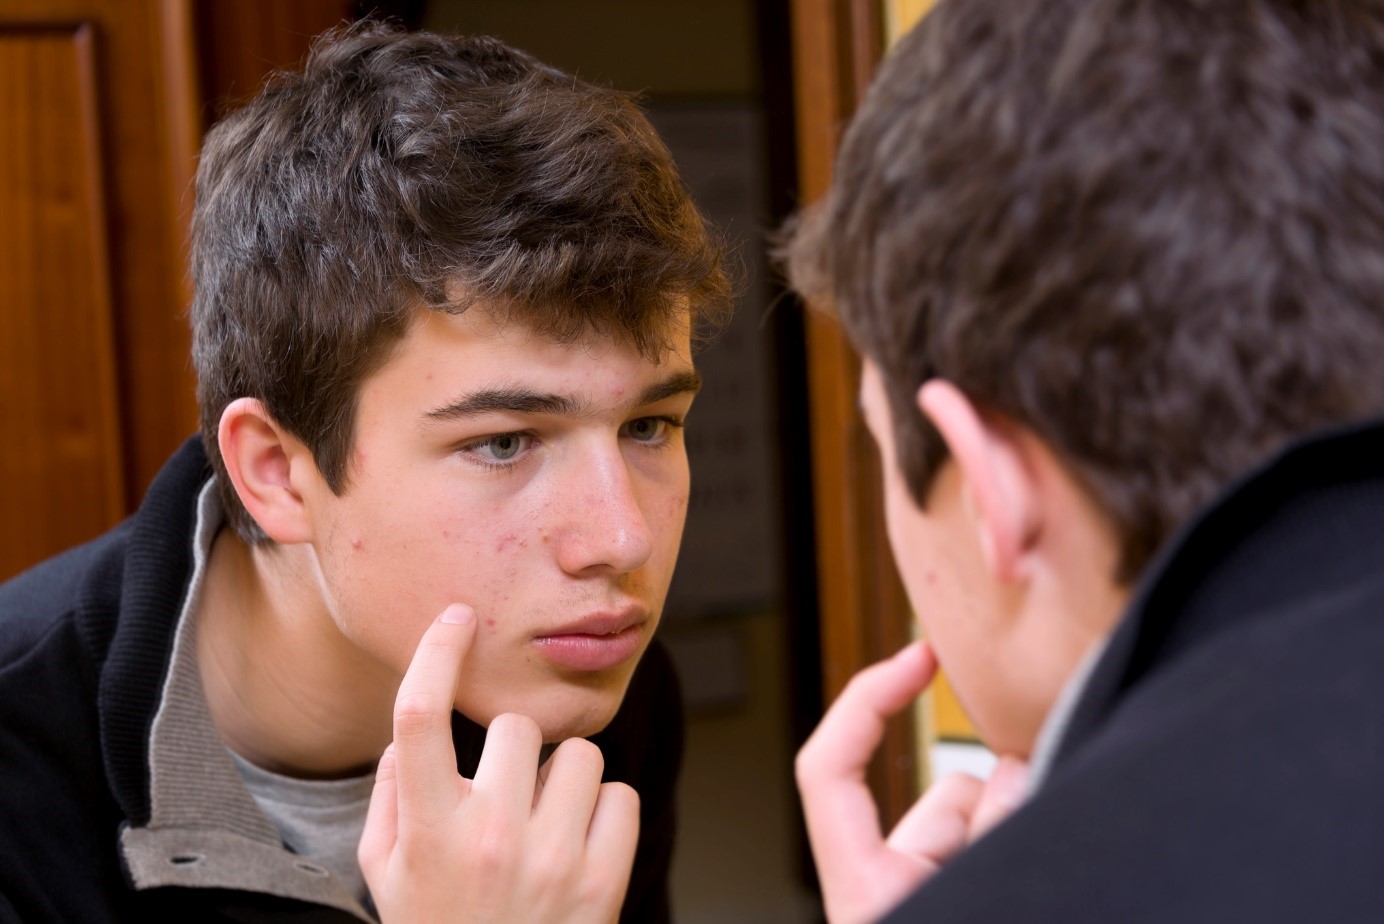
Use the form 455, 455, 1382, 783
195, 528, 398, 779
1003, 435, 1132, 756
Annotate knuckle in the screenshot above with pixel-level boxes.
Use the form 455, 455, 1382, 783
795, 741, 825, 784
470, 816, 519, 877
356, 841, 379, 878
531, 838, 580, 886
603, 780, 638, 810
931, 770, 984, 802
392, 690, 445, 739
556, 737, 605, 775
575, 864, 626, 913
489, 712, 542, 748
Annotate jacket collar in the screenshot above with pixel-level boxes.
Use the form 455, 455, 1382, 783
87, 437, 371, 918
96, 436, 209, 825
1051, 415, 1384, 773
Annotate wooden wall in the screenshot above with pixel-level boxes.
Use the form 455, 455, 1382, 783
0, 0, 352, 581
789, 0, 923, 826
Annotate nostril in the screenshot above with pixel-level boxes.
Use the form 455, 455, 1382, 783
169, 853, 203, 867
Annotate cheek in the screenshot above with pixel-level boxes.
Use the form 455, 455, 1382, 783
652, 479, 691, 556
665, 484, 689, 525
417, 497, 546, 612
882, 478, 920, 579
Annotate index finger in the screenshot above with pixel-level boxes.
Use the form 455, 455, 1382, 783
795, 641, 937, 863
390, 603, 478, 822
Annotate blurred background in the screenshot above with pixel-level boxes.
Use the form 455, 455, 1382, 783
0, 2, 992, 921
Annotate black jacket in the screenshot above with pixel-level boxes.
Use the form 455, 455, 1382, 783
0, 437, 683, 923
885, 417, 1384, 922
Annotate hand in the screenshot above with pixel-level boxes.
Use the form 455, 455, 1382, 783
359, 603, 641, 923
795, 641, 1030, 924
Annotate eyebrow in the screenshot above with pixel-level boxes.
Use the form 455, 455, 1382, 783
424, 369, 703, 422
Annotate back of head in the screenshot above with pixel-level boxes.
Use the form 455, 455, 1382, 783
191, 20, 730, 541
787, 0, 1384, 580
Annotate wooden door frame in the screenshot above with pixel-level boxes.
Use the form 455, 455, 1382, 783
789, 0, 920, 828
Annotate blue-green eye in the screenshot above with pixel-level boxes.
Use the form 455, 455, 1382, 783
461, 432, 532, 467
625, 417, 667, 442
482, 434, 525, 460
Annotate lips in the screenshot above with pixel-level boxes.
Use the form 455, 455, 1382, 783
541, 607, 647, 638
533, 607, 648, 671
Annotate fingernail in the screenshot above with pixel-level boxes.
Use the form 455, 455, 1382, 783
440, 604, 474, 624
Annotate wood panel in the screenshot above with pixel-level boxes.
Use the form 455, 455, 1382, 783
0, 0, 202, 583
789, 0, 921, 827
0, 0, 355, 581
193, 0, 358, 123
0, 22, 125, 578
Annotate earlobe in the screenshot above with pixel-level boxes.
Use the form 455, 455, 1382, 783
218, 399, 316, 544
918, 381, 1040, 584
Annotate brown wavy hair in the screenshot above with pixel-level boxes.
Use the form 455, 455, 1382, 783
191, 20, 731, 541
785, 0, 1384, 581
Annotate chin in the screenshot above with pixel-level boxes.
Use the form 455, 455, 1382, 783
455, 679, 629, 743
535, 697, 623, 743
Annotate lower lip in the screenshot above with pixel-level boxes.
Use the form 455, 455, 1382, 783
533, 626, 644, 671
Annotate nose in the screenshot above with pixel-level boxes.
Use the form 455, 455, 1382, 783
554, 445, 655, 576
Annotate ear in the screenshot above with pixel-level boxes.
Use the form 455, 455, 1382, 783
217, 398, 318, 544
918, 380, 1040, 583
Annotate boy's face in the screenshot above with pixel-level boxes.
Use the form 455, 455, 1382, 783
859, 362, 1034, 754
859, 361, 1124, 756
302, 306, 697, 742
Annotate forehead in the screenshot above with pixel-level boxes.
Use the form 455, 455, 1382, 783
364, 304, 695, 407
428, 301, 687, 354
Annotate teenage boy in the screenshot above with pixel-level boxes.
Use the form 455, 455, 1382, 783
0, 21, 728, 924
786, 0, 1384, 921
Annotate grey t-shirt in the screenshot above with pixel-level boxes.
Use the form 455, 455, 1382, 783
229, 750, 374, 904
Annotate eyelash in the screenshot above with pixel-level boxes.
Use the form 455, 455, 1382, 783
457, 415, 687, 472
624, 415, 685, 447
459, 431, 536, 471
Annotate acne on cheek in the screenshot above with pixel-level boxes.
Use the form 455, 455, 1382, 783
493, 532, 530, 554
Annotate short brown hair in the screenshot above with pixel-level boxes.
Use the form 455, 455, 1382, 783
786, 0, 1384, 581
192, 20, 730, 541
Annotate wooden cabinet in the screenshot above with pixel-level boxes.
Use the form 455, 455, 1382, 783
0, 0, 352, 581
